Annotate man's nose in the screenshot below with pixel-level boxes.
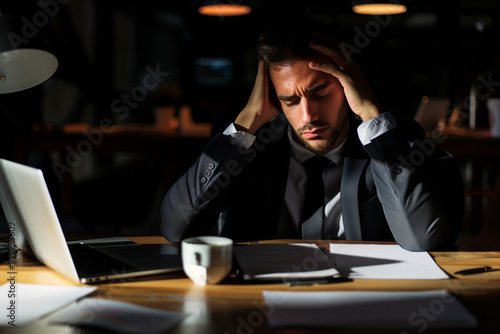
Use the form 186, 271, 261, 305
300, 99, 319, 124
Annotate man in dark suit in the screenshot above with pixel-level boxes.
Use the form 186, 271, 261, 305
160, 15, 463, 251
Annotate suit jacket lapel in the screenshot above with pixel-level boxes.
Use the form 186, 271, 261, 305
340, 113, 370, 240
341, 157, 369, 240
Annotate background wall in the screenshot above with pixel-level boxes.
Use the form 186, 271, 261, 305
1, 0, 499, 235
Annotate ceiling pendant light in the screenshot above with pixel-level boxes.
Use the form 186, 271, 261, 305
198, 2, 251, 17
352, 1, 407, 15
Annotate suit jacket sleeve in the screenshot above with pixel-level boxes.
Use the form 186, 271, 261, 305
160, 133, 252, 243
363, 121, 464, 251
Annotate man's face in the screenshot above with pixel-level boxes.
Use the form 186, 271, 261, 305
269, 58, 348, 155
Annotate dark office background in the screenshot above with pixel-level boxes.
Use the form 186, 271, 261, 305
0, 0, 499, 235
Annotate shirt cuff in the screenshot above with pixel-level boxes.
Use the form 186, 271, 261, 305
223, 123, 256, 150
357, 112, 397, 145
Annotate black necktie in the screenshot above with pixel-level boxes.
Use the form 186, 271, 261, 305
301, 156, 330, 239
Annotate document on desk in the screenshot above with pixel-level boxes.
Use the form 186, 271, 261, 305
233, 243, 340, 283
0, 283, 96, 327
48, 298, 185, 334
329, 244, 449, 279
263, 290, 477, 329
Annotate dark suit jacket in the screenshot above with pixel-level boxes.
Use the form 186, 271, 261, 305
160, 113, 464, 251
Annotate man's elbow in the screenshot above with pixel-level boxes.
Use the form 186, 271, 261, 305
401, 217, 460, 252
159, 197, 186, 244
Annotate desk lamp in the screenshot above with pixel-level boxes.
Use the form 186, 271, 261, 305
0, 13, 57, 256
0, 14, 58, 94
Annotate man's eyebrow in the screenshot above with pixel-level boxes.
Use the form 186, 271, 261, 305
277, 94, 297, 102
277, 81, 333, 102
306, 81, 332, 92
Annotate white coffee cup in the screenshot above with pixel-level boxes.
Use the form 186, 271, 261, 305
181, 236, 233, 286
487, 98, 500, 137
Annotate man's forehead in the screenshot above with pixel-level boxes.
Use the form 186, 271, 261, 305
269, 52, 333, 71
270, 61, 335, 90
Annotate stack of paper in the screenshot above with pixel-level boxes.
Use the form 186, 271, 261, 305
233, 243, 449, 282
263, 290, 477, 329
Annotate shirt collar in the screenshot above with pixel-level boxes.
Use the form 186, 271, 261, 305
287, 120, 348, 165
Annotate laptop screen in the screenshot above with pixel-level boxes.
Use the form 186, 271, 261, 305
0, 159, 80, 282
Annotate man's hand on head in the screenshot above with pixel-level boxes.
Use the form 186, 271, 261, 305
234, 61, 281, 134
308, 36, 381, 122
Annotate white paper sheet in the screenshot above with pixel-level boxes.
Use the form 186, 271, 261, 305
0, 283, 97, 327
263, 290, 477, 329
330, 244, 449, 279
48, 298, 185, 334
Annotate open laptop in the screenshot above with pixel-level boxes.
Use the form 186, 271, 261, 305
413, 96, 451, 132
0, 158, 182, 283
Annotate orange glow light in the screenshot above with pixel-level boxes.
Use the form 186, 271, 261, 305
353, 4, 407, 15
198, 4, 251, 17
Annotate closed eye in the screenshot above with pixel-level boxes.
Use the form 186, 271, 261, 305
307, 82, 332, 97
278, 81, 333, 106
279, 95, 300, 107
285, 98, 300, 107
313, 90, 329, 98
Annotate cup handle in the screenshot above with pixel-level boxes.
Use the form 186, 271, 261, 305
195, 252, 202, 265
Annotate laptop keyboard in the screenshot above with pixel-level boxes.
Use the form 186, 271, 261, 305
68, 243, 136, 276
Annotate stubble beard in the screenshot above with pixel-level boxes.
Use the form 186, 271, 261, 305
295, 112, 348, 155
300, 135, 336, 154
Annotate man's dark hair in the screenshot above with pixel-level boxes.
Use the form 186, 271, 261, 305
256, 14, 334, 67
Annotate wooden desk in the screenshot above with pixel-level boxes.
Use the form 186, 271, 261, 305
2, 237, 500, 333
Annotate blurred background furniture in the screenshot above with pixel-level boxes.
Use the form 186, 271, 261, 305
2, 0, 500, 242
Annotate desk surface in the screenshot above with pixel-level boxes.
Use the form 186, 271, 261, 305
2, 237, 500, 334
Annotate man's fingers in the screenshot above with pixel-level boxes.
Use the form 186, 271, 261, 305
309, 40, 350, 69
309, 61, 342, 77
255, 60, 266, 83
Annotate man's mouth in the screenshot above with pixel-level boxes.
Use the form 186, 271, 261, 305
301, 127, 327, 139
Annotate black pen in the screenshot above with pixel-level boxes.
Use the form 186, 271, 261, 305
454, 266, 493, 275
286, 277, 352, 286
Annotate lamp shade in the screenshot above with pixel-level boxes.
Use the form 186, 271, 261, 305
0, 15, 58, 94
352, 1, 407, 15
198, 2, 251, 17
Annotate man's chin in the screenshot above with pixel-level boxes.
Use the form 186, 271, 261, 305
302, 138, 334, 154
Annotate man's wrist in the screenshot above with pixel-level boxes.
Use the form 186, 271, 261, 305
358, 104, 382, 123
357, 112, 397, 145
234, 109, 269, 135
223, 123, 256, 149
